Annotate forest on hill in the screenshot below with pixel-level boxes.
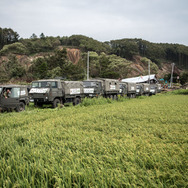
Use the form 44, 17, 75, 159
0, 27, 188, 84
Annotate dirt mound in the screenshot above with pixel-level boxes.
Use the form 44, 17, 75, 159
67, 49, 81, 64
128, 56, 183, 78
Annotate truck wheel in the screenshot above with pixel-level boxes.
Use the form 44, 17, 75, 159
113, 95, 117, 100
53, 99, 61, 108
16, 102, 25, 112
73, 98, 81, 106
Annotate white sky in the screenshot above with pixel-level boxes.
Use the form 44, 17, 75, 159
0, 0, 188, 45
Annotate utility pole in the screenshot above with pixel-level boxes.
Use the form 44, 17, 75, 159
148, 60, 150, 84
170, 63, 175, 88
87, 51, 90, 80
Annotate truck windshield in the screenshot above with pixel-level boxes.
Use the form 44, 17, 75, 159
83, 81, 97, 87
32, 81, 57, 88
8, 88, 20, 98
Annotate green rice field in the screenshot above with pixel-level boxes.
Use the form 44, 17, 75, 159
0, 91, 188, 187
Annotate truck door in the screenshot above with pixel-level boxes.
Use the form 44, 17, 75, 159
1, 88, 20, 108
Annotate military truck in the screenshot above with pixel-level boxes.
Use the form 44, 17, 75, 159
29, 79, 84, 108
119, 82, 128, 97
149, 84, 157, 95
121, 82, 136, 98
83, 80, 103, 97
136, 83, 150, 96
136, 84, 142, 96
156, 84, 162, 93
0, 85, 29, 112
102, 79, 120, 99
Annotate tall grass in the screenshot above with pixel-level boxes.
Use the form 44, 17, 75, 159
0, 92, 187, 187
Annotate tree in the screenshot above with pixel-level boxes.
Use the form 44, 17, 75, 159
40, 33, 45, 39
5, 55, 25, 78
0, 27, 19, 49
30, 57, 48, 79
180, 71, 188, 85
30, 33, 38, 39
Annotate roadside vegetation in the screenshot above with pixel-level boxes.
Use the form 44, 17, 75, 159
0, 91, 187, 187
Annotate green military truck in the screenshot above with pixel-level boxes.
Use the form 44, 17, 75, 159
102, 79, 120, 99
29, 79, 84, 108
0, 85, 29, 112
136, 83, 150, 96
156, 84, 162, 93
83, 80, 103, 97
119, 82, 128, 97
83, 79, 119, 99
121, 82, 136, 98
149, 84, 157, 95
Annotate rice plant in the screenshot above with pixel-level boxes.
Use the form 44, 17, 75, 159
0, 91, 187, 187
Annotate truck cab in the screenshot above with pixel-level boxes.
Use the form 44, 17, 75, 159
122, 82, 136, 98
0, 85, 29, 112
149, 84, 157, 95
29, 79, 63, 107
119, 82, 128, 97
156, 84, 162, 93
29, 79, 84, 108
142, 83, 150, 96
83, 80, 103, 97
136, 84, 143, 96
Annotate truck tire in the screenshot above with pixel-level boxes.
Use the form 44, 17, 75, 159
52, 99, 61, 108
113, 95, 117, 100
73, 97, 81, 106
16, 102, 25, 112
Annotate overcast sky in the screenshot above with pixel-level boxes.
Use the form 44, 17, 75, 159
0, 0, 188, 45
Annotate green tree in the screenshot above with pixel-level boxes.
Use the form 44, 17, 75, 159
40, 33, 45, 39
30, 33, 38, 39
5, 55, 25, 78
30, 58, 48, 79
180, 71, 188, 85
0, 27, 19, 49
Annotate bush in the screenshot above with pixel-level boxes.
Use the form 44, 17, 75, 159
0, 42, 28, 55
180, 71, 188, 85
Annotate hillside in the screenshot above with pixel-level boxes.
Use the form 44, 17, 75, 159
0, 32, 188, 84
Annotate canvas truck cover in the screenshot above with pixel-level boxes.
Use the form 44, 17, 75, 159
127, 82, 136, 92
103, 79, 119, 92
62, 81, 84, 95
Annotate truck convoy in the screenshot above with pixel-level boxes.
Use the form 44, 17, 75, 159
0, 78, 162, 112
0, 85, 29, 112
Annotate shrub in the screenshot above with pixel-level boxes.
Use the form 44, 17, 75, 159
0, 42, 28, 55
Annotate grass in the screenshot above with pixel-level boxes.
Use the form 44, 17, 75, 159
0, 91, 187, 187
